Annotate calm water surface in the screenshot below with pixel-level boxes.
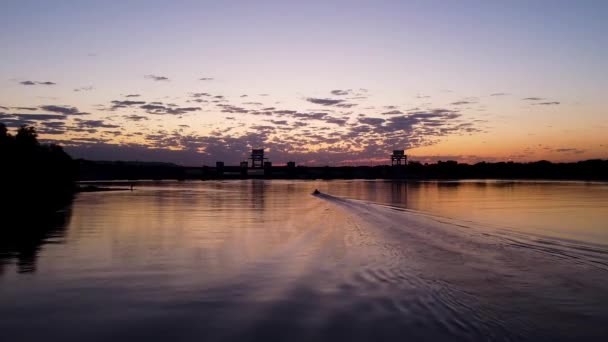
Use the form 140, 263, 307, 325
1, 180, 608, 341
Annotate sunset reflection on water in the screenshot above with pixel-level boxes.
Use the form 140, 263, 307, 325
1, 180, 607, 341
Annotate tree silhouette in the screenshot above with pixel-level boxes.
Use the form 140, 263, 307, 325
15, 125, 39, 147
0, 124, 75, 273
1, 123, 76, 214
0, 123, 8, 139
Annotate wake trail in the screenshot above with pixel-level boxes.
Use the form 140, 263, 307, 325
315, 192, 608, 341
318, 192, 608, 272
136, 193, 608, 341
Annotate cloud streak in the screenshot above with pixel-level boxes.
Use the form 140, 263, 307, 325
140, 103, 201, 115
145, 74, 170, 81
40, 105, 89, 116
306, 98, 345, 106
110, 100, 147, 110
74, 86, 94, 92
19, 80, 56, 86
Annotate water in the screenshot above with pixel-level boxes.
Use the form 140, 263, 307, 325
1, 180, 608, 341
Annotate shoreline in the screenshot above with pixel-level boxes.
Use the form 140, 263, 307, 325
76, 185, 131, 193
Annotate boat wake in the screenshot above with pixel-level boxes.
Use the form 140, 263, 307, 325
306, 192, 608, 341
101, 192, 608, 341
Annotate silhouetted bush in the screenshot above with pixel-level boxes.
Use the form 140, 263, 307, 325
0, 123, 77, 213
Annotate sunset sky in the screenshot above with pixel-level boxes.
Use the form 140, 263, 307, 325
1, 0, 606, 165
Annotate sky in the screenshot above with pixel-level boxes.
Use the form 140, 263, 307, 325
1, 0, 607, 166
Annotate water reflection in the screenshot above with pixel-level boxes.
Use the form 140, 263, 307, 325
250, 180, 266, 211
0, 200, 73, 274
1, 180, 607, 341
389, 181, 408, 206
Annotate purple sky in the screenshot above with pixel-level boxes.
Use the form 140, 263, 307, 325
1, 1, 606, 165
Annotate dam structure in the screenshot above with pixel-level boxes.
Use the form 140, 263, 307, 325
204, 149, 408, 180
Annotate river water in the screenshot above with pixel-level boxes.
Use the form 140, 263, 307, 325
1, 180, 607, 341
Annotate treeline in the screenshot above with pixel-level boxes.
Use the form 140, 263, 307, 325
0, 123, 77, 210
405, 159, 608, 180
75, 159, 607, 180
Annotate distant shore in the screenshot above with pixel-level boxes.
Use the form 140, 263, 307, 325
77, 159, 608, 181
77, 185, 131, 193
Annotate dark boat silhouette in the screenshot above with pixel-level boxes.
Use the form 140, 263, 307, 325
312, 189, 320, 195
